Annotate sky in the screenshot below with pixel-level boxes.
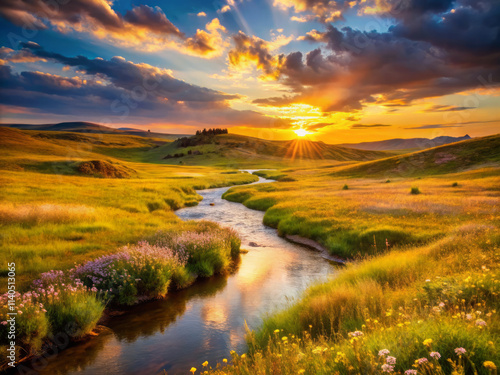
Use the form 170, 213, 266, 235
0, 0, 499, 143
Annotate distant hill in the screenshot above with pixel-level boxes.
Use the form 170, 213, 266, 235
145, 133, 392, 166
337, 135, 472, 151
2, 122, 188, 141
332, 134, 500, 177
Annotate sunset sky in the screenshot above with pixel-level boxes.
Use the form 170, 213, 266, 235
0, 0, 498, 142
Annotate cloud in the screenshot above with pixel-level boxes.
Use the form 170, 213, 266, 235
228, 31, 279, 79
0, 44, 289, 130
306, 122, 335, 130
247, 0, 500, 114
219, 5, 231, 13
273, 0, 347, 23
290, 15, 312, 22
404, 124, 463, 129
423, 105, 476, 112
0, 1, 227, 57
123, 5, 183, 37
185, 18, 228, 58
197, 12, 207, 17
0, 45, 45, 63
350, 123, 392, 128
405, 119, 499, 129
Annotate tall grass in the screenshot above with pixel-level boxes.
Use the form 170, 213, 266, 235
202, 226, 500, 375
222, 168, 499, 258
0, 168, 256, 289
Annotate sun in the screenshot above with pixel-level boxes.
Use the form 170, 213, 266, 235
294, 128, 309, 137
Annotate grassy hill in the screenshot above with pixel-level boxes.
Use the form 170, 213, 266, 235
337, 134, 472, 151
0, 127, 173, 175
145, 133, 392, 167
331, 134, 500, 178
2, 121, 188, 140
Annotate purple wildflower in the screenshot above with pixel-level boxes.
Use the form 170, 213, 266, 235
381, 364, 394, 373
386, 356, 396, 365
430, 352, 441, 359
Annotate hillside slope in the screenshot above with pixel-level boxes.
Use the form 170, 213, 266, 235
332, 133, 500, 177
2, 121, 188, 140
338, 134, 472, 151
0, 127, 170, 176
146, 133, 392, 167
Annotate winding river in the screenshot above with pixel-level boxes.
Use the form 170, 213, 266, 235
28, 173, 336, 375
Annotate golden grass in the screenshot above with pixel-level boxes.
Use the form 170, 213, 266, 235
0, 203, 96, 225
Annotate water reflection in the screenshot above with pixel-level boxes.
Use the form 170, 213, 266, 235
27, 176, 335, 375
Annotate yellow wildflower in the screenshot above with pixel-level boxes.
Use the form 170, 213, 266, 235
484, 361, 497, 370
202, 361, 208, 367
423, 339, 433, 347
241, 354, 246, 359
190, 368, 197, 374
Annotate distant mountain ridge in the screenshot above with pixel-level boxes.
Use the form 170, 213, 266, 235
337, 135, 472, 151
1, 122, 188, 140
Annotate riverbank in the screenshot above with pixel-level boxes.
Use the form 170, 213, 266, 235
222, 168, 499, 259
1, 221, 243, 372
199, 167, 500, 375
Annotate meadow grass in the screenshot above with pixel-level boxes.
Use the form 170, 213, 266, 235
223, 167, 499, 258
201, 226, 500, 375
204, 153, 499, 374
0, 127, 261, 367
0, 168, 257, 290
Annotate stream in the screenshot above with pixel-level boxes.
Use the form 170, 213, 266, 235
28, 173, 336, 375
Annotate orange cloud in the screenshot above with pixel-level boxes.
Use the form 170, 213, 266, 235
185, 19, 228, 58
0, 1, 227, 58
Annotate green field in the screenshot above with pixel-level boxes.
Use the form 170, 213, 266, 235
204, 135, 500, 375
1, 127, 499, 374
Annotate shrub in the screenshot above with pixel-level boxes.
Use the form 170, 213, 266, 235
123, 241, 187, 298
342, 184, 349, 190
77, 160, 133, 178
147, 200, 166, 212
70, 241, 187, 304
38, 284, 105, 338
0, 292, 49, 352
150, 225, 241, 277
410, 187, 421, 195
452, 182, 459, 187
278, 176, 297, 182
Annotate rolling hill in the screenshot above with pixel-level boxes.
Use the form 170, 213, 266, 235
332, 133, 500, 177
145, 133, 393, 167
337, 134, 471, 151
0, 126, 171, 176
2, 121, 188, 140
